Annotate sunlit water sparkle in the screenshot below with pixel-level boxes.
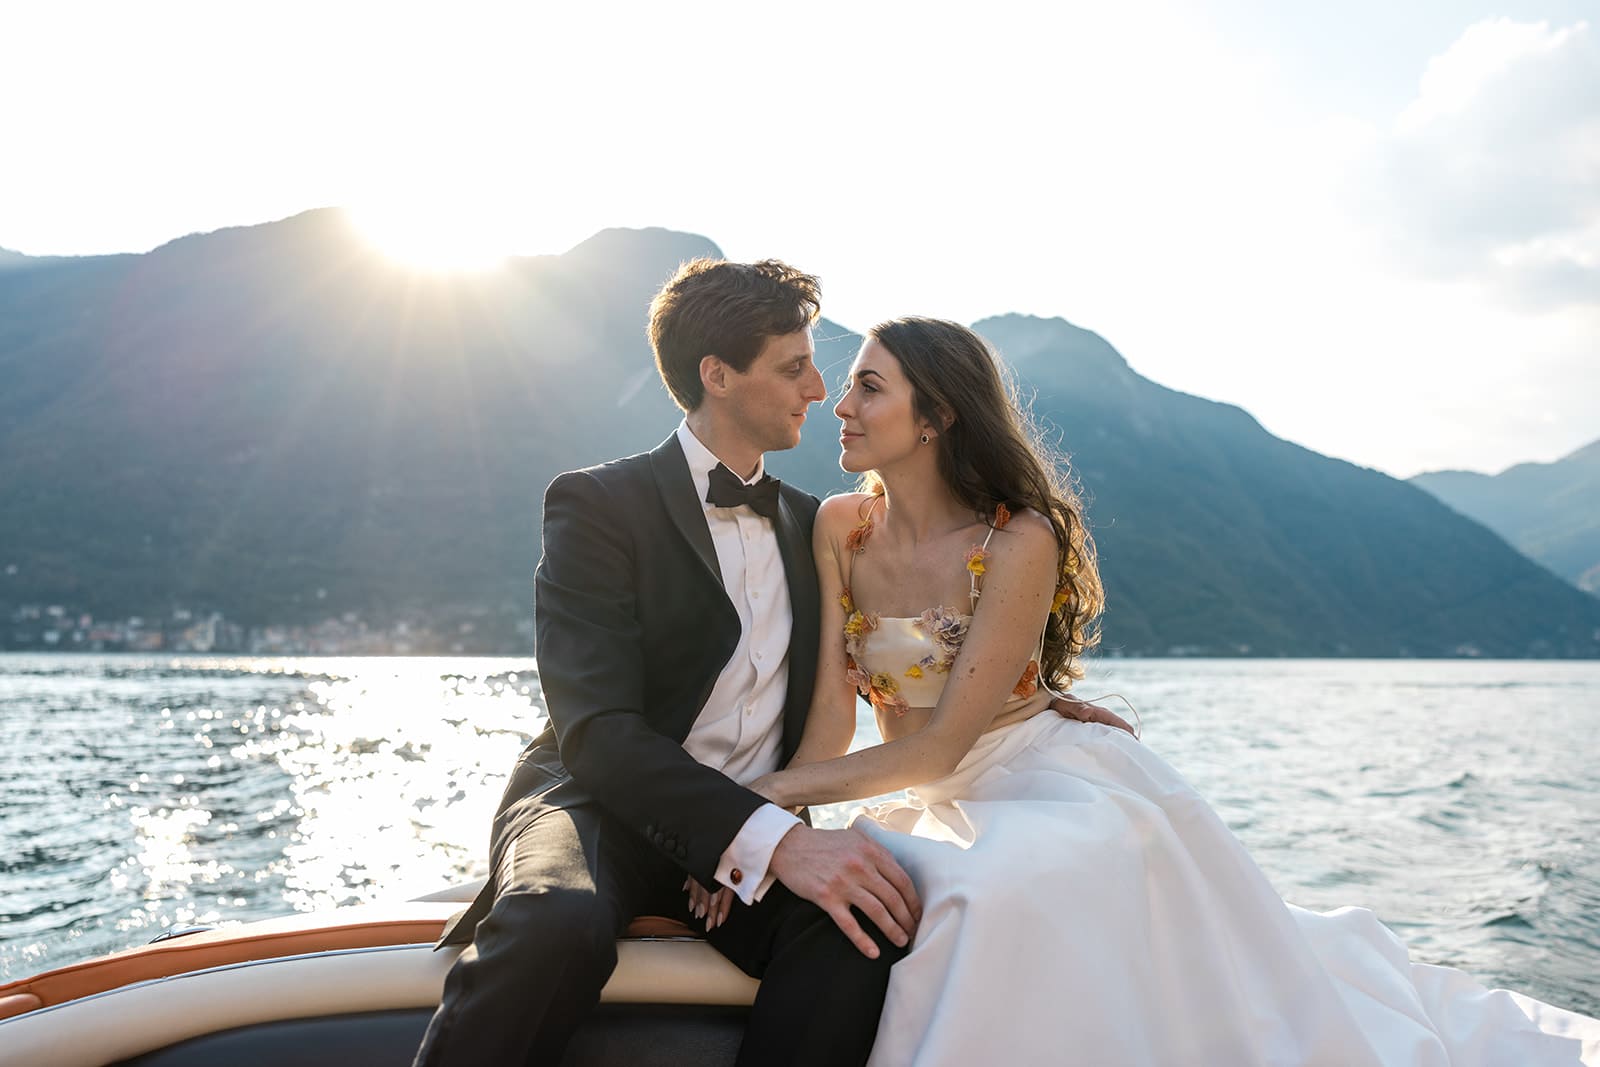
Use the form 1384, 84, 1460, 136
1, 654, 1595, 1016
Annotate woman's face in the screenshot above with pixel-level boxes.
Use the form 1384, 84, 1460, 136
834, 338, 928, 473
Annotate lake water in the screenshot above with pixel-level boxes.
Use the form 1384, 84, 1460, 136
1, 654, 1596, 1016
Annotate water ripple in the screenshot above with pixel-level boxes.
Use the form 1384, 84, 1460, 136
1, 653, 1596, 1019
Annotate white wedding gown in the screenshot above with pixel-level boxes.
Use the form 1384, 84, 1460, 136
852, 711, 1600, 1066
832, 504, 1597, 1065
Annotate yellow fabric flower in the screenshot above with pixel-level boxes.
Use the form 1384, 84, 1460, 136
965, 545, 989, 576
904, 665, 923, 679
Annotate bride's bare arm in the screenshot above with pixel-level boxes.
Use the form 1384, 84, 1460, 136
754, 509, 1059, 809
785, 494, 873, 771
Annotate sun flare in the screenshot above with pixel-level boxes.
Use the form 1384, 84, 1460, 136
347, 200, 513, 273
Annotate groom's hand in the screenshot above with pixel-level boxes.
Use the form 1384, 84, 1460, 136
769, 825, 921, 959
1050, 693, 1138, 737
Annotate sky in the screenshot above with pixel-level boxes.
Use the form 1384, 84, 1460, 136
2, 0, 1595, 479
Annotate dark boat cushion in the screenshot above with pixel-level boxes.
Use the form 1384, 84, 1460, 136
114, 1004, 750, 1067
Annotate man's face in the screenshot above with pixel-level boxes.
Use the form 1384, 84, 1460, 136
721, 328, 827, 454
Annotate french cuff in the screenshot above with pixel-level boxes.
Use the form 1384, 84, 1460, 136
716, 803, 802, 905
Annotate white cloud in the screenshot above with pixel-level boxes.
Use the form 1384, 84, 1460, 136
1354, 19, 1600, 310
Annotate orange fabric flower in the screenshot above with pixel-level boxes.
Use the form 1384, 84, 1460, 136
1052, 585, 1071, 613
844, 516, 875, 554
1012, 660, 1040, 699
994, 502, 1012, 529
868, 672, 910, 716
845, 656, 871, 693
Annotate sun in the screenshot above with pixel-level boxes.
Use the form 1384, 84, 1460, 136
347, 199, 513, 273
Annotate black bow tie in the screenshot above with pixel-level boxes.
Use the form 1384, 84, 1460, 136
706, 463, 782, 520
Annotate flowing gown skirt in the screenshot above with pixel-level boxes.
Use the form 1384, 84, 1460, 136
852, 713, 1599, 1066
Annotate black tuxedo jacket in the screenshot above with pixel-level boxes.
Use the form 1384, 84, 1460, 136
441, 433, 821, 945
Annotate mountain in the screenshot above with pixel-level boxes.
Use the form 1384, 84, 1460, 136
1412, 440, 1600, 596
0, 212, 712, 625
2, 210, 1598, 656
0, 247, 51, 272
776, 315, 1600, 656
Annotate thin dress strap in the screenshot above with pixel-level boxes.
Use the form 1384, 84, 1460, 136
968, 522, 1000, 612
843, 494, 882, 593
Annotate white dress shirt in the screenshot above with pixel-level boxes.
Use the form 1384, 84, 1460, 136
675, 422, 803, 905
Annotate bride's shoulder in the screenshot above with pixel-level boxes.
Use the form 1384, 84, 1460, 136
987, 506, 1058, 565
817, 492, 878, 529
996, 505, 1054, 538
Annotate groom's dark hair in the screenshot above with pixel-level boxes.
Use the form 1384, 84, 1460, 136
648, 258, 821, 411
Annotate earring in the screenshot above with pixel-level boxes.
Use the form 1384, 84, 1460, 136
920, 432, 931, 444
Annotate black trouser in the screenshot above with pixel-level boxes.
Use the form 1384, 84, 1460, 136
413, 805, 904, 1067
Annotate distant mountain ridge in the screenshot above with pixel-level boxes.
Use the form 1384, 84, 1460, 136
774, 312, 1600, 656
2, 208, 1598, 656
1412, 440, 1600, 596
0, 247, 45, 270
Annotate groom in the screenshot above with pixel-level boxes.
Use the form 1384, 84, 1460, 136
413, 258, 920, 1066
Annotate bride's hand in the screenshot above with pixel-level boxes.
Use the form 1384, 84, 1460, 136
1050, 693, 1138, 738
683, 877, 733, 932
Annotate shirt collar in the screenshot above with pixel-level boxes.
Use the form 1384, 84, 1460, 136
677, 420, 766, 511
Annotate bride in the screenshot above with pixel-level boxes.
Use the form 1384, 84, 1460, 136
704, 317, 1599, 1065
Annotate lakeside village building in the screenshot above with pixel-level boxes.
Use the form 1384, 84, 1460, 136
3, 602, 534, 656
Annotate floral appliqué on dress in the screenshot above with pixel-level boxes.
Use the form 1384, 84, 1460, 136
842, 587, 907, 715
841, 508, 910, 716
913, 606, 968, 674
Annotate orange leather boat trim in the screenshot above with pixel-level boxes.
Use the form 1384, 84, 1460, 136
0, 993, 43, 1022
625, 916, 699, 939
0, 907, 700, 1018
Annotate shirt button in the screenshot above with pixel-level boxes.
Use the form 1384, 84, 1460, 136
751, 591, 760, 600
755, 652, 763, 661
743, 704, 753, 716
730, 868, 743, 886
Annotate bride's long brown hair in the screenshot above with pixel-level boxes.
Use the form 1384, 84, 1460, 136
856, 317, 1104, 685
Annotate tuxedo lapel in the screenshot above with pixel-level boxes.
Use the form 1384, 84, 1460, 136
774, 490, 819, 758
648, 434, 724, 590
774, 494, 817, 639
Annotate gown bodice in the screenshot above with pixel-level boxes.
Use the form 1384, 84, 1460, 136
841, 498, 1043, 716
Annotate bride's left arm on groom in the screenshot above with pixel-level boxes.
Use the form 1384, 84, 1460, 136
758, 509, 1060, 810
